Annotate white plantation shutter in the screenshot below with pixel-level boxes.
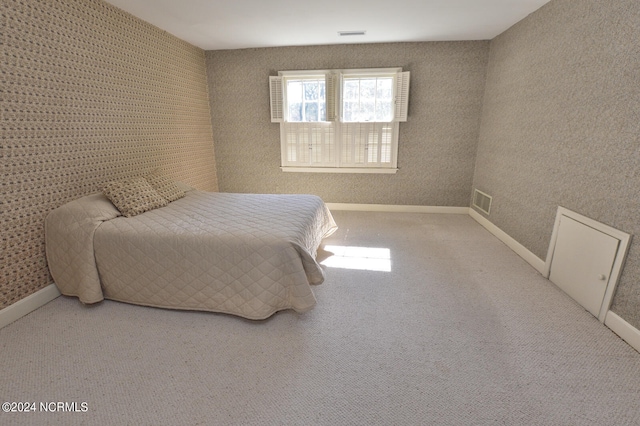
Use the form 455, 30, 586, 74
269, 76, 283, 122
311, 123, 335, 164
273, 68, 405, 171
281, 122, 335, 166
325, 73, 338, 122
394, 71, 410, 122
282, 122, 309, 164
340, 122, 397, 167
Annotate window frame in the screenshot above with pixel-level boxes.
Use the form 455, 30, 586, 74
340, 72, 397, 123
282, 73, 328, 123
271, 67, 409, 174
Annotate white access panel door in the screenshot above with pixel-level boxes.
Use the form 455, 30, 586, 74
549, 215, 620, 318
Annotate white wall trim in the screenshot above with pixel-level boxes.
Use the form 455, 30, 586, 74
282, 167, 398, 174
326, 203, 469, 214
0, 284, 60, 330
4, 206, 637, 355
468, 208, 640, 353
327, 203, 551, 275
328, 203, 640, 353
605, 311, 640, 354
469, 208, 546, 275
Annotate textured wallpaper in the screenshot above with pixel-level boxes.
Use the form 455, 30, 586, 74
1, 0, 217, 309
206, 42, 488, 205
473, 0, 640, 327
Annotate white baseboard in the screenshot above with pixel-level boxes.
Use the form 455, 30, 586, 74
605, 311, 640, 353
326, 203, 469, 214
3, 207, 637, 355
326, 204, 545, 275
466, 209, 640, 354
0, 284, 60, 329
468, 208, 547, 275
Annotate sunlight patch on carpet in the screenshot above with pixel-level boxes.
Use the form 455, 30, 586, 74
321, 245, 391, 272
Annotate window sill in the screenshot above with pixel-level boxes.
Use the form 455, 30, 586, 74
280, 167, 398, 174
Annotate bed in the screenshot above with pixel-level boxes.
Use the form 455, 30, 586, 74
45, 188, 337, 320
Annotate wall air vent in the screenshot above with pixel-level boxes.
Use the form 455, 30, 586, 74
473, 189, 492, 215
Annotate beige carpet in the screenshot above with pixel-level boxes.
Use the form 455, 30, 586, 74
1, 211, 639, 425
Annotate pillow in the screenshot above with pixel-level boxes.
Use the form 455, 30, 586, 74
102, 177, 168, 217
174, 180, 195, 193
144, 170, 186, 202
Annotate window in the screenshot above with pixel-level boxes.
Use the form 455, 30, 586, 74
270, 68, 409, 173
285, 76, 326, 122
342, 75, 394, 122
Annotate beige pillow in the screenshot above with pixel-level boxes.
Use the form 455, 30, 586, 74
144, 170, 186, 202
102, 177, 168, 217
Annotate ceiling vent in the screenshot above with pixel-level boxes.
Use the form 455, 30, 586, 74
473, 189, 492, 215
338, 31, 366, 36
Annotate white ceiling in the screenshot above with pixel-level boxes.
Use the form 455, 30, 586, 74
103, 0, 552, 51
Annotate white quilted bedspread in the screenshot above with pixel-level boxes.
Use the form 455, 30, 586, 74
46, 191, 337, 319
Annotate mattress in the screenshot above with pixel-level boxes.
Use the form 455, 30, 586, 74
45, 190, 337, 319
